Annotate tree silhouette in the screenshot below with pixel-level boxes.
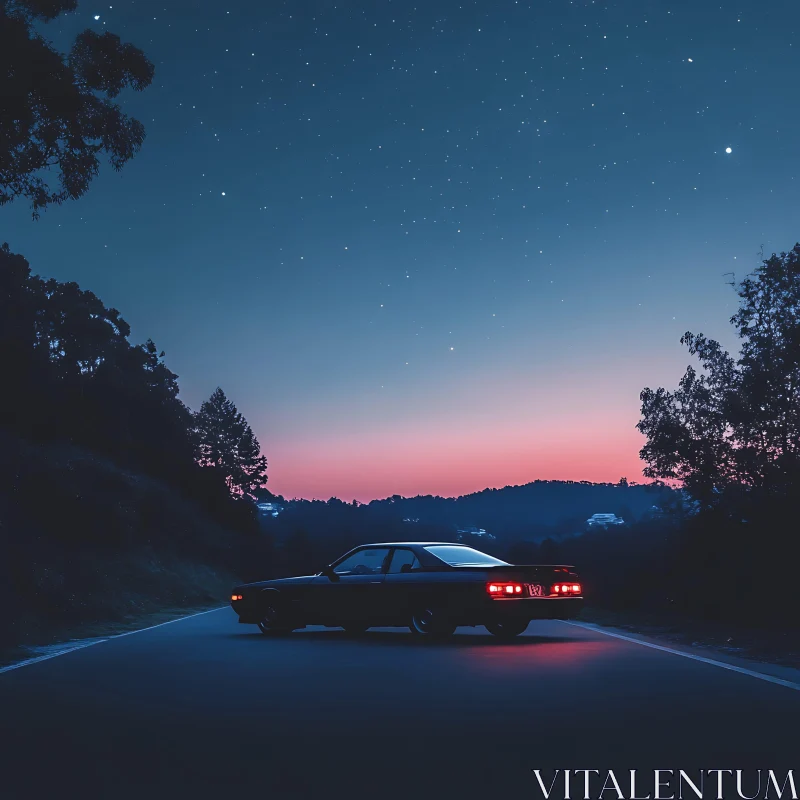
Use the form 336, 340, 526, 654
0, 0, 155, 217
638, 244, 800, 509
1, 242, 200, 476
193, 387, 268, 500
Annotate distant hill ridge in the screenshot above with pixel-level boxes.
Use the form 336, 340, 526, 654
366, 479, 672, 538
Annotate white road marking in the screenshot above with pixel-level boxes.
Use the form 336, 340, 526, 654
0, 607, 227, 675
0, 641, 107, 675
563, 620, 800, 691
5, 609, 795, 692
109, 606, 226, 638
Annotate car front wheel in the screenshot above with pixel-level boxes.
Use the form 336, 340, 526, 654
257, 597, 297, 635
485, 619, 529, 639
410, 608, 456, 638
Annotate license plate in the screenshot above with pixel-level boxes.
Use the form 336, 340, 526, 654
528, 584, 544, 597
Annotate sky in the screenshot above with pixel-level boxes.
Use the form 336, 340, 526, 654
4, 0, 800, 501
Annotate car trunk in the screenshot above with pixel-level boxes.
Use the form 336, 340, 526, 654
480, 564, 578, 583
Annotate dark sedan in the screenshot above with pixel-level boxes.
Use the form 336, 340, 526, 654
231, 542, 583, 639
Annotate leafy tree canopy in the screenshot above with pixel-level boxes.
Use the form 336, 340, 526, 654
0, 0, 155, 217
638, 244, 800, 509
0, 241, 193, 469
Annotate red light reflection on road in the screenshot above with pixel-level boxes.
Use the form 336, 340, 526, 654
465, 638, 617, 672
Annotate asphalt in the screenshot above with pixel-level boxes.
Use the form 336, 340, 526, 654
0, 610, 797, 799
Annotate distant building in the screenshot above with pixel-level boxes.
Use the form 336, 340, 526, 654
456, 526, 496, 541
586, 513, 624, 528
256, 502, 283, 517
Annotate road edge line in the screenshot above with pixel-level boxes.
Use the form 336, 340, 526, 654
109, 606, 227, 638
562, 620, 800, 692
0, 640, 107, 675
0, 606, 227, 676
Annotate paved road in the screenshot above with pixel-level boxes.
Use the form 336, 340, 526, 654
0, 610, 797, 799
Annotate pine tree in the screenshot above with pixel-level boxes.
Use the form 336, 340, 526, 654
193, 387, 268, 499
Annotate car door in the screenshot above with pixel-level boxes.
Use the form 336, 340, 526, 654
383, 547, 426, 624
315, 547, 391, 626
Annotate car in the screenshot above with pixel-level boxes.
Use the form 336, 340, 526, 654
230, 542, 584, 639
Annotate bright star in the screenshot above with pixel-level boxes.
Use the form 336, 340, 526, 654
725, 147, 732, 154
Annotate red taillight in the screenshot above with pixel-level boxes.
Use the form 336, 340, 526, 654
487, 582, 523, 596
551, 583, 581, 596
231, 594, 243, 601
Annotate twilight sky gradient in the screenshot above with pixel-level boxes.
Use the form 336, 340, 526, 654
5, 0, 800, 500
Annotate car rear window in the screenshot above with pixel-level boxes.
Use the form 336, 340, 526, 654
424, 546, 509, 567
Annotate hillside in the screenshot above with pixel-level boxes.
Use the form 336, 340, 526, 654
0, 430, 270, 647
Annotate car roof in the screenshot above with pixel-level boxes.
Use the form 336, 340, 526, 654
356, 542, 467, 548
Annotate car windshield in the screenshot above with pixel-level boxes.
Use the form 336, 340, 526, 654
424, 545, 509, 567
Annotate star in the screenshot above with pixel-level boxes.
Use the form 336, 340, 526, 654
725, 147, 732, 154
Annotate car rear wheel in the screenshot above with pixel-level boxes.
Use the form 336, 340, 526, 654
485, 619, 529, 639
410, 608, 456, 638
257, 597, 297, 635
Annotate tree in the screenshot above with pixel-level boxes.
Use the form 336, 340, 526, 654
0, 242, 46, 429
193, 387, 268, 500
638, 244, 800, 509
252, 486, 277, 504
0, 242, 199, 474
0, 0, 155, 217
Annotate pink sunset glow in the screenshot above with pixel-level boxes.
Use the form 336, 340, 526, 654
269, 438, 647, 502
262, 393, 650, 502
246, 328, 697, 502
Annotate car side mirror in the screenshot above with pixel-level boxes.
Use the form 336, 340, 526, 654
322, 565, 339, 581
400, 563, 412, 573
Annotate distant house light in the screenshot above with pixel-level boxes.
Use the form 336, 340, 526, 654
586, 513, 624, 527
456, 526, 496, 540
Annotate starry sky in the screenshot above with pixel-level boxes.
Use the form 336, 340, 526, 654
5, 0, 800, 500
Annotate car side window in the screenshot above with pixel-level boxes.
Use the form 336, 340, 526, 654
333, 548, 391, 576
388, 549, 422, 574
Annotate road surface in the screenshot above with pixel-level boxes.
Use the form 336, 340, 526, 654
0, 610, 797, 799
